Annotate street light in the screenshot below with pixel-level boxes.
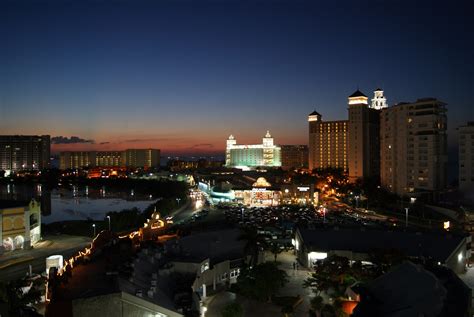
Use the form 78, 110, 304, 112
176, 198, 181, 205
355, 195, 360, 209
241, 207, 244, 220
92, 224, 96, 237
107, 215, 111, 231
404, 197, 417, 228
404, 208, 409, 228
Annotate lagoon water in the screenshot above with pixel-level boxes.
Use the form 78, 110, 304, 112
0, 184, 155, 224
47, 194, 154, 224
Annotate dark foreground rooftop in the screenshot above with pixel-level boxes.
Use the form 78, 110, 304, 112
298, 227, 467, 263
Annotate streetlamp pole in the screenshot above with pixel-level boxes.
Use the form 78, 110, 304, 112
404, 208, 409, 228
107, 215, 111, 231
241, 208, 244, 221
92, 224, 96, 237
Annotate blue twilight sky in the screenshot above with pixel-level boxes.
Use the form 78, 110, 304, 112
0, 0, 473, 155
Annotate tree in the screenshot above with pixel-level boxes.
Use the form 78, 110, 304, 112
368, 248, 406, 276
236, 262, 288, 302
321, 304, 336, 317
310, 296, 324, 317
269, 242, 283, 262
0, 277, 42, 315
238, 228, 266, 265
221, 302, 243, 317
303, 256, 376, 298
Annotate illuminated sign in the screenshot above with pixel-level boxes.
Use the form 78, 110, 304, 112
297, 186, 310, 192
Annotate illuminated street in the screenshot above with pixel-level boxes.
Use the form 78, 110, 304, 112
0, 234, 91, 281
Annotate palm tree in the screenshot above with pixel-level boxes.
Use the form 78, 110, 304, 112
238, 227, 266, 265
269, 242, 282, 262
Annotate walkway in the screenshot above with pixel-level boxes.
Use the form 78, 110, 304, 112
205, 251, 313, 317
268, 250, 313, 317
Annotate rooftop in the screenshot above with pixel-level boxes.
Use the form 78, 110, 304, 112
353, 262, 446, 316
0, 200, 30, 209
308, 110, 321, 116
166, 229, 245, 264
298, 227, 466, 262
348, 89, 367, 98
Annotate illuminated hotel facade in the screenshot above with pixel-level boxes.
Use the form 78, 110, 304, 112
380, 98, 447, 195
225, 131, 281, 168
60, 149, 160, 169
308, 89, 385, 180
123, 149, 160, 168
348, 89, 381, 181
60, 151, 96, 170
308, 111, 348, 172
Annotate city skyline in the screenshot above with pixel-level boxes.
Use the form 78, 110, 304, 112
1, 0, 473, 155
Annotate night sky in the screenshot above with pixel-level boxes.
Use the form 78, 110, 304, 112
1, 0, 473, 155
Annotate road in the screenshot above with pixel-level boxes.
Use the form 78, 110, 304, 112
0, 234, 91, 281
170, 190, 205, 223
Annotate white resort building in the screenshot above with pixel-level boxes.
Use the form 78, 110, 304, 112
225, 131, 281, 169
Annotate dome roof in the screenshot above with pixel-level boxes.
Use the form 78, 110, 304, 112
253, 177, 271, 188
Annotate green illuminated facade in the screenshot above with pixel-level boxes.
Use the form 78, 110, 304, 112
226, 131, 281, 168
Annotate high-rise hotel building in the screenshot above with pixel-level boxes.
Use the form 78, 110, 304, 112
123, 149, 160, 168
225, 131, 281, 168
0, 135, 50, 172
348, 90, 382, 181
380, 98, 447, 195
280, 145, 308, 170
60, 151, 96, 170
308, 111, 348, 171
60, 149, 160, 169
308, 89, 386, 176
459, 122, 474, 197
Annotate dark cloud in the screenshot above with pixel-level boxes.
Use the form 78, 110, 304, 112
124, 138, 160, 143
191, 143, 214, 148
52, 136, 95, 144
123, 137, 182, 143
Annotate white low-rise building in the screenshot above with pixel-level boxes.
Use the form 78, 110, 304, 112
1, 199, 41, 252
